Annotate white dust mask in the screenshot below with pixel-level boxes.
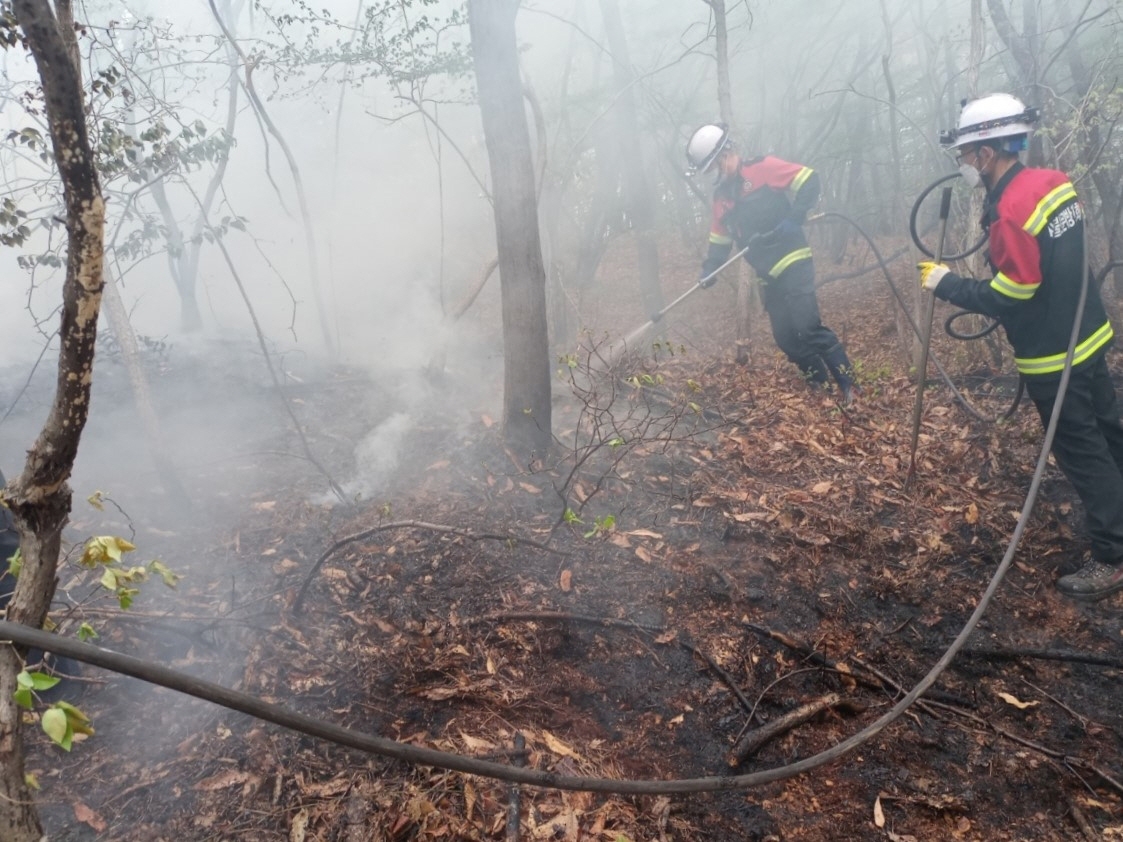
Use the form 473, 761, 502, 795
959, 162, 983, 189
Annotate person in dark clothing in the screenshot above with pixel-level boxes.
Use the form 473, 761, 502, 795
685, 123, 859, 404
919, 92, 1123, 602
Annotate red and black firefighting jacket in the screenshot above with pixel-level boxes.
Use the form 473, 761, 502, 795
932, 162, 1113, 378
701, 155, 820, 281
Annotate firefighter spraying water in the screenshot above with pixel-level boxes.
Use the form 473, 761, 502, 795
685, 122, 860, 405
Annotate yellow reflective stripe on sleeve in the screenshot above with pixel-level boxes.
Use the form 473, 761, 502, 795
768, 247, 812, 277
1015, 320, 1114, 375
989, 271, 1039, 300
791, 166, 814, 192
1023, 182, 1077, 236
709, 233, 733, 245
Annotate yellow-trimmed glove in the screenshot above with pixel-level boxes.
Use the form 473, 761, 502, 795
917, 261, 950, 291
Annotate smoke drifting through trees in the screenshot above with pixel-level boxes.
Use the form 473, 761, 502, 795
0, 0, 1122, 835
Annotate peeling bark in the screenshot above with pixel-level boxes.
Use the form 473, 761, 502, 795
0, 1, 105, 838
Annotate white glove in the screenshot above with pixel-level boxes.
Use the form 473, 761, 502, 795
918, 261, 950, 291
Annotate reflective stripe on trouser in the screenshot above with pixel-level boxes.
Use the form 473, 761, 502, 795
761, 259, 849, 387
1025, 354, 1123, 562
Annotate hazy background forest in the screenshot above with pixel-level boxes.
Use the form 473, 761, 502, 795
0, 1, 1122, 838
2, 0, 1122, 509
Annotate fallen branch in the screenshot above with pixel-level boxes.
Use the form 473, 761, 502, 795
743, 621, 975, 709
1066, 796, 1099, 841
728, 692, 865, 766
927, 694, 1123, 799
947, 645, 1123, 671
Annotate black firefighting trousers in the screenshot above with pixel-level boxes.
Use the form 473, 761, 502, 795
760, 258, 854, 390
1026, 354, 1123, 562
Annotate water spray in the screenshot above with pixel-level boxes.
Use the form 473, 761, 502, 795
602, 246, 748, 367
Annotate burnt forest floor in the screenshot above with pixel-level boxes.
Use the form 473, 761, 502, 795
9, 236, 1123, 842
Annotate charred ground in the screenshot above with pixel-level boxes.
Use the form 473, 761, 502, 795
10, 238, 1123, 841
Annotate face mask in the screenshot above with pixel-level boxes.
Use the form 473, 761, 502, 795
959, 162, 983, 189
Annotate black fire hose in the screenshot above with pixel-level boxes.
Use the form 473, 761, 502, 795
812, 212, 988, 422
907, 172, 1022, 421
908, 172, 988, 262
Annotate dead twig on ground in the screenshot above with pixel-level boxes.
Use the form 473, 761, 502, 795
948, 645, 1123, 670
1066, 797, 1099, 841
743, 621, 974, 709
728, 692, 866, 766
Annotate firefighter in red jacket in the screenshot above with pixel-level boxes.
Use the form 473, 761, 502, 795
919, 92, 1123, 602
686, 123, 859, 404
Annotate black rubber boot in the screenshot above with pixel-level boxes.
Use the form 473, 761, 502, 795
796, 355, 831, 389
823, 343, 859, 403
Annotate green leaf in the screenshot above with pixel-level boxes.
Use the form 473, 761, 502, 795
77, 623, 98, 641
56, 701, 94, 735
26, 672, 60, 692
82, 536, 137, 566
41, 707, 72, 750
117, 587, 138, 609
148, 560, 181, 588
13, 687, 32, 710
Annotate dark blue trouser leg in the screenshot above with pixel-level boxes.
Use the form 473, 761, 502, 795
1027, 355, 1123, 562
763, 259, 852, 390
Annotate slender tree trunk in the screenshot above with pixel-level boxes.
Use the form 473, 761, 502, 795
1, 1, 106, 838
468, 0, 552, 456
710, 0, 733, 131
101, 267, 193, 510
879, 0, 902, 226
207, 0, 336, 355
598, 0, 662, 321
703, 0, 752, 361
148, 25, 240, 333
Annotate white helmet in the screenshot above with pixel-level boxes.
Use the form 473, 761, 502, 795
685, 123, 730, 174
941, 93, 1039, 148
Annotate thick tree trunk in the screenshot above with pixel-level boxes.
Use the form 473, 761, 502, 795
468, 0, 552, 456
1, 1, 106, 839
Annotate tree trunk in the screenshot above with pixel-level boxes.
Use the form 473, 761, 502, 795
956, 0, 995, 376
101, 268, 193, 510
598, 0, 662, 321
709, 0, 733, 133
704, 0, 752, 359
468, 0, 552, 457
878, 0, 902, 225
207, 0, 336, 355
1, 1, 106, 838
